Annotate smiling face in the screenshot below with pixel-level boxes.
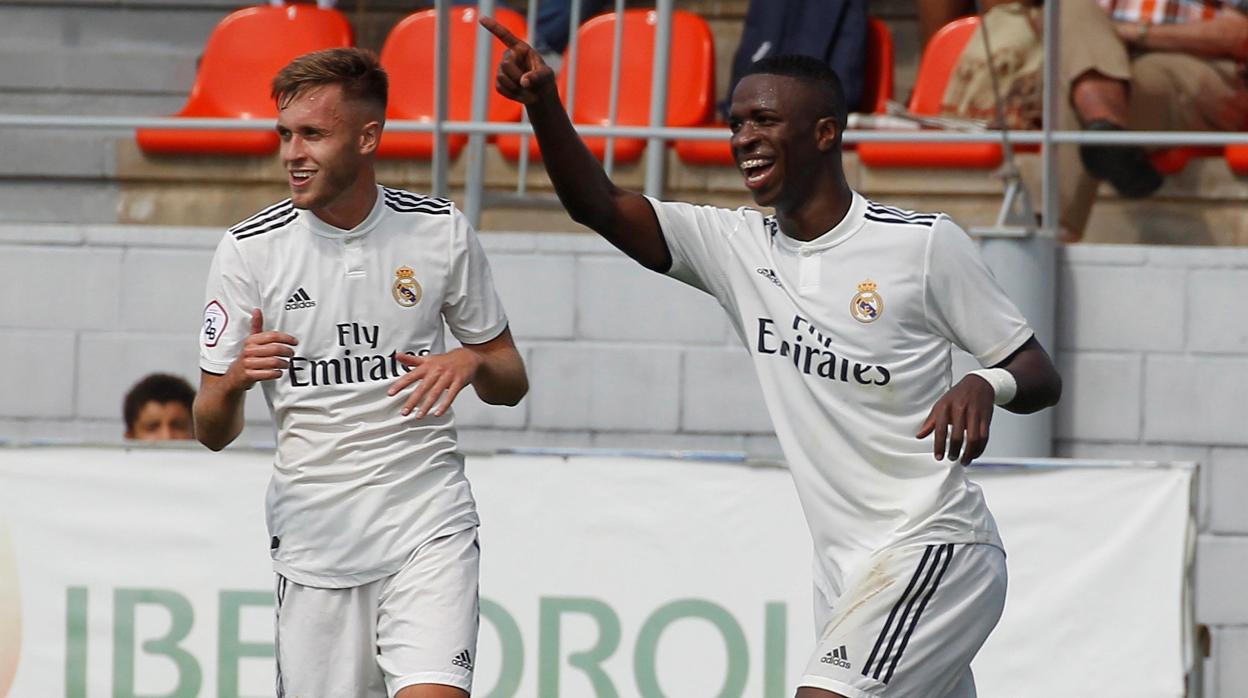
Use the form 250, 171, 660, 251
728, 73, 841, 212
276, 83, 381, 227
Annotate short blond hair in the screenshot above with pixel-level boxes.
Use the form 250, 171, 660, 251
272, 47, 387, 113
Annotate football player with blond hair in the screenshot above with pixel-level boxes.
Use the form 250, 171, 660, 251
194, 47, 527, 698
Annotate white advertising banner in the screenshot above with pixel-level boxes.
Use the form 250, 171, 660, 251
0, 447, 1193, 697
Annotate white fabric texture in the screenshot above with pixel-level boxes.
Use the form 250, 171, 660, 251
648, 192, 1033, 599
802, 542, 1006, 697
274, 528, 480, 697
201, 186, 507, 587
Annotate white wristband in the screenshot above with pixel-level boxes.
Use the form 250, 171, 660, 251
967, 368, 1017, 406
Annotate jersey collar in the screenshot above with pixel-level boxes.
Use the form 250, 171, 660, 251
300, 185, 386, 240
772, 190, 867, 254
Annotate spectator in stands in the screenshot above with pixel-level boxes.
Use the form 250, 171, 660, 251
123, 373, 196, 441
940, 0, 1248, 239
454, 0, 611, 68
723, 0, 868, 118
532, 0, 611, 58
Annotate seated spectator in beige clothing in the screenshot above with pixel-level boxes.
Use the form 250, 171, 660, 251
123, 373, 195, 441
939, 0, 1248, 238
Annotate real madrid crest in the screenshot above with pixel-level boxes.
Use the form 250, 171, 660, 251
392, 266, 422, 307
850, 279, 883, 323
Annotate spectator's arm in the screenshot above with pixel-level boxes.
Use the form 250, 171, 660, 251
1117, 11, 1248, 60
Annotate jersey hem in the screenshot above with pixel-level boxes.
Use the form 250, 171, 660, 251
389, 671, 472, 695
885, 535, 1005, 557
271, 560, 394, 589
271, 520, 480, 589
864, 529, 1005, 568
977, 327, 1034, 367
799, 674, 880, 698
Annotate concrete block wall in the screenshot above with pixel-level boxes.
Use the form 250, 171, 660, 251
1, 227, 1246, 694
1054, 244, 1248, 698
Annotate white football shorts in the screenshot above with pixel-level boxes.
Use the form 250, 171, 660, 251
274, 527, 480, 697
801, 542, 1007, 698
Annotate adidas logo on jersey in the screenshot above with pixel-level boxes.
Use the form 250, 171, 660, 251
451, 649, 473, 671
756, 267, 783, 288
820, 645, 851, 669
285, 288, 316, 310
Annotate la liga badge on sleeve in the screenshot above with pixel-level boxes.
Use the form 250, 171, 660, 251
202, 300, 227, 347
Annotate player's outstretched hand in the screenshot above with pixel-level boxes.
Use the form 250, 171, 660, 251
388, 348, 483, 419
480, 15, 555, 105
916, 375, 995, 465
230, 309, 298, 390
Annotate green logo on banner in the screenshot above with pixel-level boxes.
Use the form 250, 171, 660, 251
63, 589, 791, 697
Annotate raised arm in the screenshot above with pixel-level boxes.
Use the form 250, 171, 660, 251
481, 16, 671, 272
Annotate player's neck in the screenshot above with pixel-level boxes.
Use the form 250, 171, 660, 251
776, 179, 853, 242
312, 172, 378, 231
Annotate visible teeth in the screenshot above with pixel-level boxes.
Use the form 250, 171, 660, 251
292, 171, 313, 180
740, 159, 772, 169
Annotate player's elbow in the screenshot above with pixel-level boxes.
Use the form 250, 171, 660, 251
1033, 359, 1063, 409
192, 406, 236, 451
194, 425, 233, 452
195, 430, 226, 451
566, 202, 613, 237
1009, 366, 1063, 415
1043, 368, 1063, 408
563, 185, 625, 237
483, 373, 528, 407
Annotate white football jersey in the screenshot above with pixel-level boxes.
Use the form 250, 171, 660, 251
648, 192, 1032, 596
200, 186, 508, 588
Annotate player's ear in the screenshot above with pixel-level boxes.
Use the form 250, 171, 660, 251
360, 118, 382, 156
815, 115, 840, 152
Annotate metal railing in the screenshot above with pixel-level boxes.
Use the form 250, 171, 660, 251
1, 0, 1245, 232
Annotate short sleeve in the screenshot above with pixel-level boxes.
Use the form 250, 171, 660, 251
924, 217, 1033, 366
645, 196, 744, 302
442, 209, 509, 345
199, 234, 261, 375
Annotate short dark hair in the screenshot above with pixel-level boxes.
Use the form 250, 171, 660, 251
272, 47, 388, 113
123, 373, 196, 431
743, 54, 847, 130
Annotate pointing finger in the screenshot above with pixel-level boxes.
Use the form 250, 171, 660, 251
480, 16, 524, 49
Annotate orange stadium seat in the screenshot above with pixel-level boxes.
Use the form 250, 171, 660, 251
1227, 144, 1248, 174
1149, 145, 1223, 175
136, 4, 353, 156
378, 6, 528, 160
857, 16, 1008, 169
496, 9, 715, 163
674, 16, 895, 167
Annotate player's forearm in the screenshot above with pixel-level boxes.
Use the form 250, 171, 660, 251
193, 375, 248, 450
526, 93, 625, 233
997, 341, 1062, 414
469, 348, 528, 406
